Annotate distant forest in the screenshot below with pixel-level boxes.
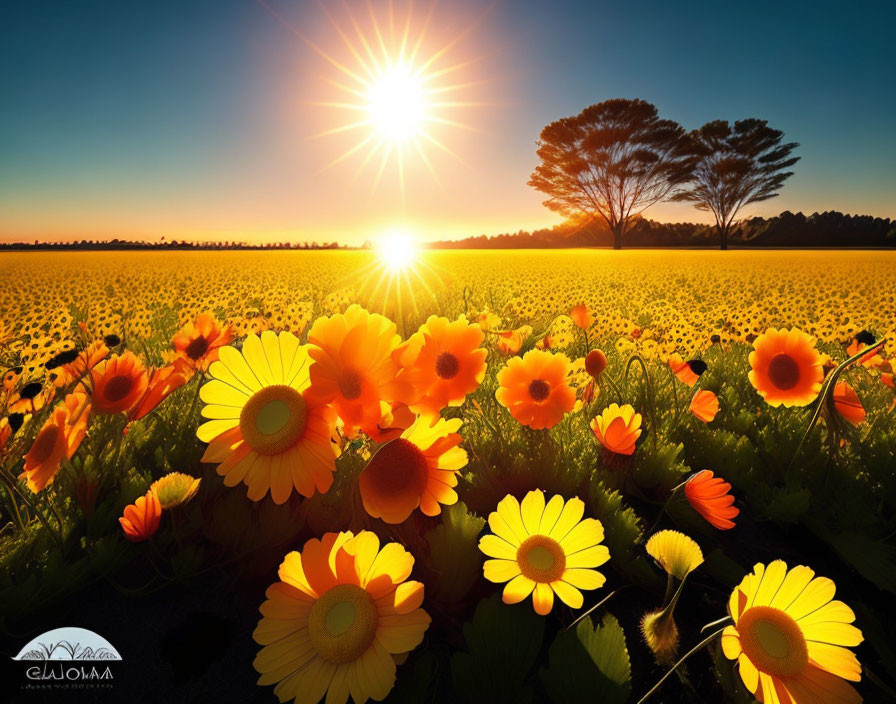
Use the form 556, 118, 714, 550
1, 210, 894, 251
431, 211, 896, 250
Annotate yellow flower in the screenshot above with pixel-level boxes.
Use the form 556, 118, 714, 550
253, 531, 430, 704
645, 530, 703, 581
722, 560, 863, 704
479, 489, 609, 615
150, 472, 200, 509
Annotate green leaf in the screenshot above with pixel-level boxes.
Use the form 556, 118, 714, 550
425, 502, 486, 603
450, 595, 544, 704
539, 612, 631, 704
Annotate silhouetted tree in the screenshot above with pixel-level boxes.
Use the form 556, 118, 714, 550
528, 99, 694, 249
675, 119, 799, 249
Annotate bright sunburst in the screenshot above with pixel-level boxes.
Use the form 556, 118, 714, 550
377, 229, 417, 271
302, 0, 487, 196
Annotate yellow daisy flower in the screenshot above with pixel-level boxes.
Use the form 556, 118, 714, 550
479, 489, 610, 615
253, 531, 431, 704
150, 472, 200, 509
196, 331, 338, 505
722, 560, 863, 704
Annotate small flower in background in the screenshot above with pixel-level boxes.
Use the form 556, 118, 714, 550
150, 472, 201, 509
645, 530, 703, 581
846, 331, 883, 368
684, 470, 739, 530
359, 415, 467, 523
119, 490, 162, 542
590, 403, 642, 456
253, 531, 430, 704
306, 304, 408, 437
641, 608, 679, 665
570, 303, 593, 330
172, 313, 233, 371
689, 389, 719, 422
51, 340, 109, 388
479, 490, 609, 615
89, 351, 149, 414
393, 315, 487, 416
667, 353, 706, 387
21, 392, 90, 492
722, 560, 864, 704
584, 349, 608, 379
197, 331, 338, 505
495, 326, 531, 355
748, 328, 823, 407
832, 381, 866, 425
127, 364, 189, 421
495, 349, 576, 429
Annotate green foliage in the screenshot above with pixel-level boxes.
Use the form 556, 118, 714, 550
539, 613, 631, 704
450, 595, 544, 704
424, 502, 486, 603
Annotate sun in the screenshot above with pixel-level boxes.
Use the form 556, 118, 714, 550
377, 229, 417, 271
366, 62, 427, 144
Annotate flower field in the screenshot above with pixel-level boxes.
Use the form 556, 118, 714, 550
1, 249, 896, 703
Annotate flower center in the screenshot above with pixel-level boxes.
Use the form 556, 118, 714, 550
528, 379, 551, 401
308, 583, 378, 664
517, 534, 566, 583
767, 354, 800, 390
338, 367, 364, 400
184, 335, 209, 360
435, 352, 460, 379
239, 385, 307, 455
364, 438, 429, 497
738, 606, 808, 677
104, 374, 136, 402
30, 424, 61, 464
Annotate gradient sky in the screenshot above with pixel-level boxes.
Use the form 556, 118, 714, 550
1, 0, 893, 244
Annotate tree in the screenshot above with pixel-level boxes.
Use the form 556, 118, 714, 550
528, 99, 694, 249
675, 119, 799, 249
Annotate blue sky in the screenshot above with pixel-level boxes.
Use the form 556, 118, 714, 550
0, 0, 893, 243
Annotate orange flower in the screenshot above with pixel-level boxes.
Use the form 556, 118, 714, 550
52, 341, 109, 388
845, 334, 883, 368
496, 327, 530, 355
359, 416, 467, 523
590, 403, 642, 455
173, 313, 233, 371
882, 373, 894, 390
119, 490, 162, 542
570, 303, 593, 330
668, 354, 705, 387
21, 392, 90, 492
495, 349, 576, 429
89, 351, 149, 414
394, 315, 487, 416
689, 390, 719, 422
128, 364, 189, 421
748, 328, 823, 407
365, 401, 416, 443
832, 382, 865, 425
684, 470, 739, 530
584, 349, 607, 379
307, 305, 409, 436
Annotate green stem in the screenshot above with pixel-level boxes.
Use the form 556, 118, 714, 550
636, 625, 728, 704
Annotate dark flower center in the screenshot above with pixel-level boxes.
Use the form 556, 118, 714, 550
528, 379, 551, 401
687, 360, 707, 375
104, 374, 135, 402
20, 382, 43, 400
768, 354, 800, 390
435, 352, 460, 379
184, 335, 210, 360
338, 368, 363, 400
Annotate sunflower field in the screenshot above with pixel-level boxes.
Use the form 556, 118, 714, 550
1, 249, 896, 703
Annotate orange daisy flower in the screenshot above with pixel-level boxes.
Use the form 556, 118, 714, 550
173, 313, 233, 371
689, 389, 720, 422
748, 328, 823, 407
21, 392, 91, 492
495, 325, 532, 356
590, 403, 642, 456
306, 305, 408, 436
89, 351, 149, 414
845, 333, 883, 368
570, 303, 593, 330
119, 490, 162, 542
394, 315, 487, 416
253, 531, 430, 704
197, 331, 339, 505
668, 354, 705, 387
359, 415, 467, 524
128, 364, 189, 421
684, 470, 739, 530
51, 341, 109, 388
496, 349, 576, 429
832, 382, 865, 425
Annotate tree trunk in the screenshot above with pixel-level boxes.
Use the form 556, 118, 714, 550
720, 225, 728, 250
613, 223, 624, 250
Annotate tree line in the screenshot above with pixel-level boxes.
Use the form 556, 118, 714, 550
528, 98, 801, 249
